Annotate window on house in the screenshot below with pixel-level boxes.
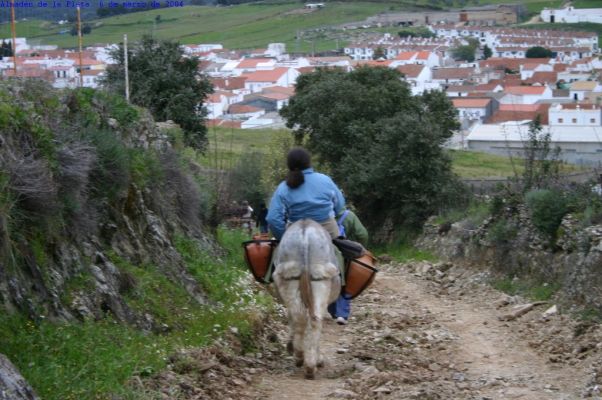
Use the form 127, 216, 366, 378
590, 118, 596, 123
558, 118, 563, 123
572, 118, 577, 123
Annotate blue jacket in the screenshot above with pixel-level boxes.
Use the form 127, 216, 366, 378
266, 168, 345, 240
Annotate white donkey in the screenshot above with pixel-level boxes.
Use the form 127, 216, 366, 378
273, 219, 341, 379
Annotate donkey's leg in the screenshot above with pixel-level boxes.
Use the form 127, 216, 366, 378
291, 310, 307, 367
303, 280, 331, 379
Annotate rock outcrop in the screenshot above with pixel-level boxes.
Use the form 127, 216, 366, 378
416, 210, 602, 311
0, 354, 39, 400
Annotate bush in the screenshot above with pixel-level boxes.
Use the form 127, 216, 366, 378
487, 219, 518, 245
87, 130, 131, 201
525, 189, 567, 242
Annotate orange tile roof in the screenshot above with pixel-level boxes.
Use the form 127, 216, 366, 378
211, 76, 247, 90
475, 82, 502, 91
243, 67, 289, 82
452, 98, 491, 108
236, 58, 273, 69
80, 69, 104, 76
505, 86, 547, 95
395, 51, 418, 61
432, 67, 475, 80
297, 66, 316, 74
229, 104, 264, 114
526, 72, 558, 84
490, 104, 550, 124
263, 86, 295, 95
480, 57, 550, 71
260, 92, 290, 100
416, 50, 431, 60
397, 64, 425, 78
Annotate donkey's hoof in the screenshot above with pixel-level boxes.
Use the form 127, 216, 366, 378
304, 366, 316, 380
295, 358, 304, 367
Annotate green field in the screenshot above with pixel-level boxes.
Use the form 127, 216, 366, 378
4, 2, 405, 51
198, 127, 567, 178
4, 0, 595, 51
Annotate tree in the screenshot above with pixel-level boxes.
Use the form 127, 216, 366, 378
82, 24, 92, 35
372, 46, 386, 60
103, 35, 213, 150
451, 44, 476, 62
483, 44, 492, 59
526, 46, 553, 58
155, 14, 161, 24
280, 67, 461, 233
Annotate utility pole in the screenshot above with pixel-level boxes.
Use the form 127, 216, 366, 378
77, 6, 83, 87
124, 34, 130, 103
10, 0, 17, 75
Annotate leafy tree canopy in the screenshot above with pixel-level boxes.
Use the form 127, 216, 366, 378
103, 35, 213, 151
526, 46, 553, 58
280, 67, 463, 234
483, 44, 492, 60
451, 44, 476, 62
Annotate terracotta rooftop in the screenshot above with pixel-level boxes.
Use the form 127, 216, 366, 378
263, 86, 295, 96
211, 76, 247, 90
229, 104, 264, 114
236, 58, 273, 69
526, 72, 558, 85
397, 64, 425, 78
490, 104, 550, 125
505, 86, 548, 95
243, 67, 290, 82
452, 98, 492, 108
432, 67, 475, 80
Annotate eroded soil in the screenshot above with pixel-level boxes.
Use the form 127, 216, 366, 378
141, 261, 602, 399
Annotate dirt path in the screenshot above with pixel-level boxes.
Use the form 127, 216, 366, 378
254, 261, 601, 400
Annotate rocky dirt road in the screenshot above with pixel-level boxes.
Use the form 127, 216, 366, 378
144, 261, 602, 399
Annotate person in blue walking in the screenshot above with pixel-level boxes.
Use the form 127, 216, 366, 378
328, 208, 368, 325
256, 203, 269, 234
266, 147, 345, 241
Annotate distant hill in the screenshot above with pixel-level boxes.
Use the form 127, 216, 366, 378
2, 0, 598, 51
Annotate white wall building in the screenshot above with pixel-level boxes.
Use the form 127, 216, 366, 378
541, 7, 602, 24
466, 122, 602, 165
549, 104, 602, 126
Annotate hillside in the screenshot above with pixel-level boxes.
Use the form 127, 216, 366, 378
0, 80, 273, 399
4, 0, 598, 51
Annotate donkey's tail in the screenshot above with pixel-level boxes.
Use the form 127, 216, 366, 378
299, 221, 317, 321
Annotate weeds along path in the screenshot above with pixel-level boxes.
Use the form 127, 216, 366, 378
254, 262, 598, 399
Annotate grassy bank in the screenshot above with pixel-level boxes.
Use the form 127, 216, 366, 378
0, 228, 272, 400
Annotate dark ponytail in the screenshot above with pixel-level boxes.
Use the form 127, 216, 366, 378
286, 147, 311, 189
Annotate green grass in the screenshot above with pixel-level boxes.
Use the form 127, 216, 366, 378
449, 149, 524, 178
572, 0, 602, 8
491, 277, 560, 301
6, 2, 402, 51
0, 227, 273, 400
196, 126, 282, 168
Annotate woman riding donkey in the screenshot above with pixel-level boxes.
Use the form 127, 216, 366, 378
266, 147, 347, 379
